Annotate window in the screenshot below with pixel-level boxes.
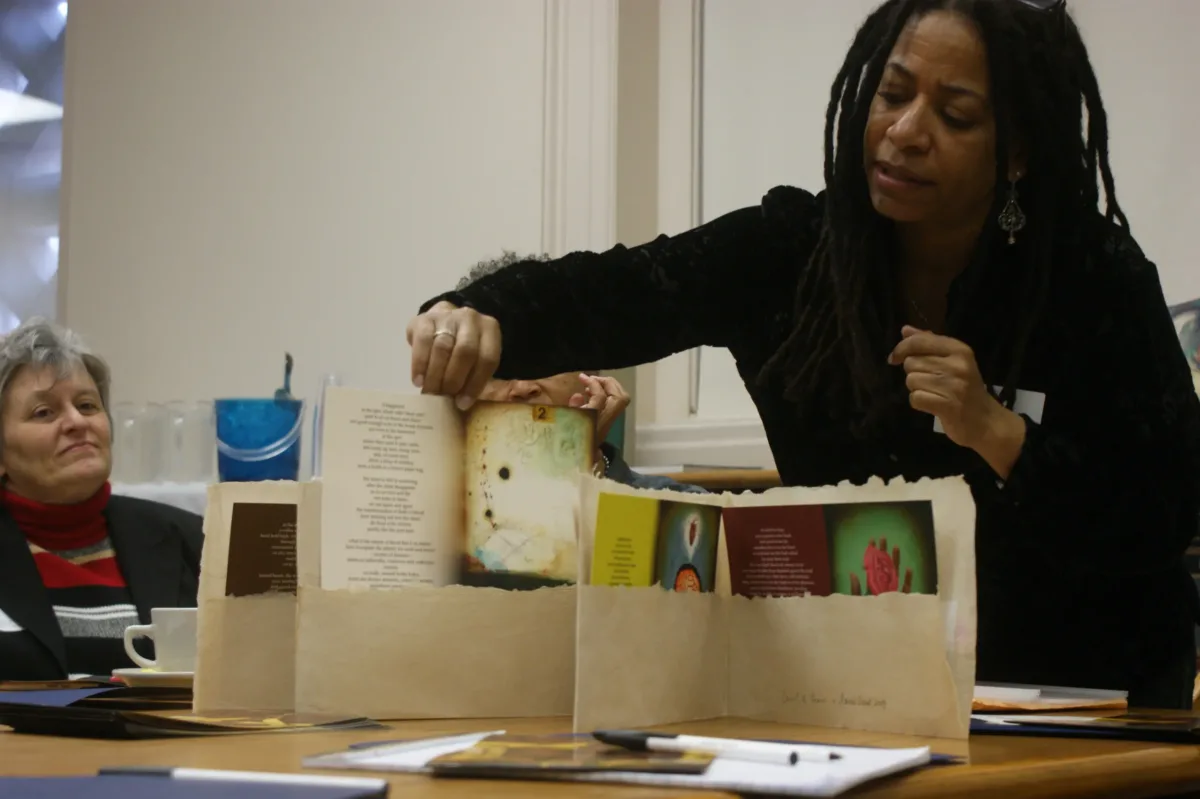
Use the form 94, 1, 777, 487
0, 0, 65, 331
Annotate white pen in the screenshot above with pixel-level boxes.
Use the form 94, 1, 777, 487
99, 766, 388, 794
593, 730, 841, 766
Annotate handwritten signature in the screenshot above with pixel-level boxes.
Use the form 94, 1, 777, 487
779, 691, 887, 709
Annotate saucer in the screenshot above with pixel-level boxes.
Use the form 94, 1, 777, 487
112, 667, 194, 689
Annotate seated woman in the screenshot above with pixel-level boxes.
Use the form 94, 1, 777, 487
0, 319, 203, 680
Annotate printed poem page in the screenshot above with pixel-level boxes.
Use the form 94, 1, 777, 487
319, 388, 464, 589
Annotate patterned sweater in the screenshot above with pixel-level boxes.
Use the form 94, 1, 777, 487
0, 483, 138, 677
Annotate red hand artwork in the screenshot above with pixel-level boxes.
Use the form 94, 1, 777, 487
848, 538, 914, 596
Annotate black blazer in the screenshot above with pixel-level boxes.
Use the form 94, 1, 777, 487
0, 494, 203, 680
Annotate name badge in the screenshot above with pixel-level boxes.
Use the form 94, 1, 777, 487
933, 388, 1045, 434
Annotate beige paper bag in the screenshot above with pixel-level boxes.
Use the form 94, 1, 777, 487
292, 480, 577, 719
293, 584, 576, 718
727, 477, 976, 738
573, 586, 728, 730
193, 480, 313, 712
726, 593, 960, 737
573, 475, 976, 739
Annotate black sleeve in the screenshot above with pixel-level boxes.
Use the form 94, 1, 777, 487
177, 509, 204, 580
150, 502, 204, 583
419, 186, 821, 379
984, 230, 1200, 575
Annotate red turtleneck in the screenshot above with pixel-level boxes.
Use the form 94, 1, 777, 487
2, 482, 123, 588
1, 482, 139, 676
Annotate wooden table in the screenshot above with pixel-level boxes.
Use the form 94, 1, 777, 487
660, 469, 782, 492
5, 716, 1200, 798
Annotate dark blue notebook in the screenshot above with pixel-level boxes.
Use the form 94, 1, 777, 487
0, 776, 387, 799
0, 688, 111, 707
971, 716, 1200, 743
0, 684, 191, 710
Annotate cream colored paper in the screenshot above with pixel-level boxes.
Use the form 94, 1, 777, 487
293, 585, 576, 718
729, 477, 977, 738
292, 479, 577, 719
575, 478, 731, 731
727, 593, 959, 737
319, 387, 464, 590
573, 585, 728, 730
193, 480, 309, 712
573, 474, 976, 739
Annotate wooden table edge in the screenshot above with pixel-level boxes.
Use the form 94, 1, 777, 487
659, 469, 782, 491
852, 744, 1200, 798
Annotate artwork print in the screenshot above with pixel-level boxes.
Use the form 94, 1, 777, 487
1171, 299, 1200, 398
825, 502, 937, 596
722, 500, 938, 599
654, 502, 721, 593
461, 402, 595, 588
589, 494, 720, 592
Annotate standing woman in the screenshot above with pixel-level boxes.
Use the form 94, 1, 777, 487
407, 0, 1200, 707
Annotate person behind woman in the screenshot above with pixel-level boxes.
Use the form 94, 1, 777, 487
481, 369, 705, 494
407, 0, 1200, 707
463, 252, 705, 493
0, 319, 202, 680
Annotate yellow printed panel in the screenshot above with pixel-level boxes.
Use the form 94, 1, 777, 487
591, 493, 658, 587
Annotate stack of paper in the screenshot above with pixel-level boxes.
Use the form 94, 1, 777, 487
973, 683, 1128, 712
304, 731, 931, 798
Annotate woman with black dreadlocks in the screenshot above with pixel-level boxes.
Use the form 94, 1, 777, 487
407, 0, 1200, 708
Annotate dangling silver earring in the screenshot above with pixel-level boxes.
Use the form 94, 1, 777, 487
998, 177, 1026, 245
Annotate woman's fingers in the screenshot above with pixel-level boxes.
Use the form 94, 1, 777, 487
407, 312, 439, 388
421, 317, 458, 396
581, 374, 631, 443
595, 375, 629, 405
407, 303, 503, 404
440, 313, 481, 398
457, 317, 502, 409
577, 374, 607, 409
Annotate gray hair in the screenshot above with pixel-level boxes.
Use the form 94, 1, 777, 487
456, 250, 550, 291
0, 318, 111, 415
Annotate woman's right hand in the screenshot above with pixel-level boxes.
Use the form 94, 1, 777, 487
406, 301, 502, 409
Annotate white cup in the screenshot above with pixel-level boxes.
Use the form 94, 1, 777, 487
122, 607, 197, 672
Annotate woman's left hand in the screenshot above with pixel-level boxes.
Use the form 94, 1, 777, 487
569, 373, 630, 445
888, 326, 1026, 478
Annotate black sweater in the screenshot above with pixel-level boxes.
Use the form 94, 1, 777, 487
425, 185, 1200, 700
0, 495, 203, 680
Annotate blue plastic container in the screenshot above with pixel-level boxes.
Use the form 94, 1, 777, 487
214, 398, 305, 482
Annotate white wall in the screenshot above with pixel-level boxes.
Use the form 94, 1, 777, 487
61, 0, 615, 406
637, 0, 1200, 467
58, 0, 1198, 468
1071, 0, 1200, 305
696, 0, 881, 425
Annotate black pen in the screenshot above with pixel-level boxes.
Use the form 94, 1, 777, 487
594, 730, 841, 765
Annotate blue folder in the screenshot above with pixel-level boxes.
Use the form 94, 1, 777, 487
0, 776, 387, 799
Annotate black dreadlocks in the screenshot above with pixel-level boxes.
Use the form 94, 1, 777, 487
761, 0, 1127, 435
